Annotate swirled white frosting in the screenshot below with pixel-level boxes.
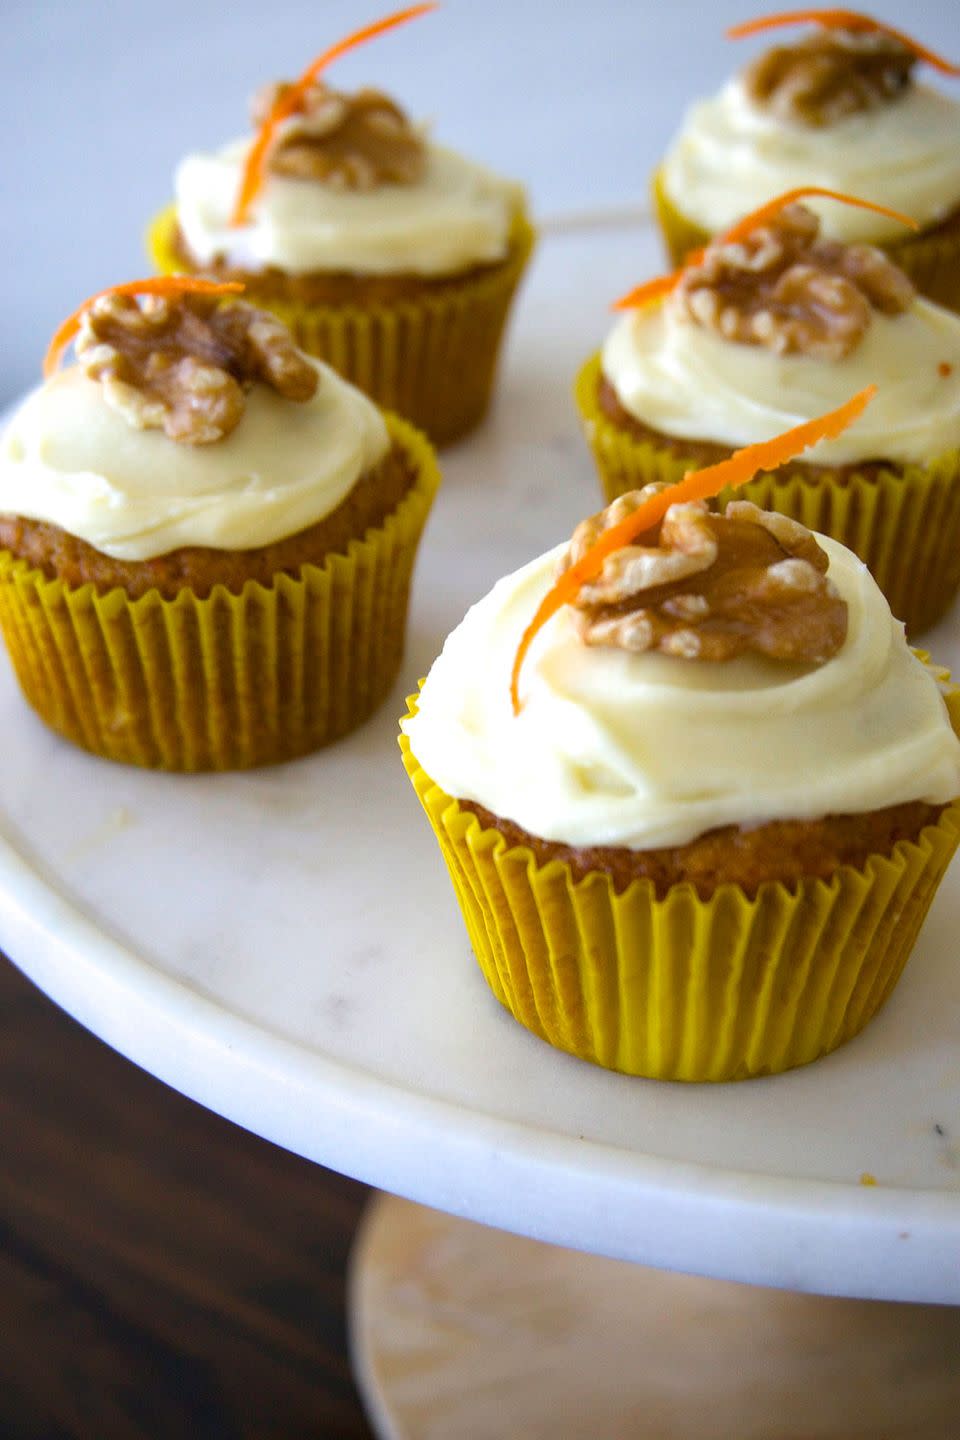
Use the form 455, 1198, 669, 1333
175, 139, 524, 277
0, 361, 390, 560
403, 537, 960, 849
601, 296, 960, 465
661, 79, 960, 243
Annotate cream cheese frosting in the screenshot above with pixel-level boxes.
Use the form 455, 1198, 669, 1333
175, 138, 524, 277
0, 359, 390, 560
403, 537, 960, 850
661, 80, 960, 243
601, 295, 960, 466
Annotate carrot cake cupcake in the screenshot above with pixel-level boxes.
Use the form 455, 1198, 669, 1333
0, 277, 439, 770
148, 5, 534, 445
576, 189, 960, 633
401, 399, 960, 1081
655, 10, 960, 308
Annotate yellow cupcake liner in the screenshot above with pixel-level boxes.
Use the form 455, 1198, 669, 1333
0, 415, 440, 772
400, 683, 960, 1082
148, 206, 536, 447
884, 223, 960, 313
651, 168, 711, 268
652, 167, 960, 311
575, 351, 960, 634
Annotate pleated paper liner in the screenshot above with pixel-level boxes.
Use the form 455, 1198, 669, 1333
651, 168, 711, 269
574, 352, 960, 634
0, 415, 439, 772
147, 206, 536, 447
651, 167, 960, 312
401, 682, 960, 1082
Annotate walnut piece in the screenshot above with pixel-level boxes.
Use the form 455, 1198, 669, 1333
743, 28, 915, 127
676, 202, 914, 360
76, 293, 318, 446
562, 486, 847, 664
253, 80, 425, 190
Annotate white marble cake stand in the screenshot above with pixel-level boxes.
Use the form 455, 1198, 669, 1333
2, 220, 960, 1434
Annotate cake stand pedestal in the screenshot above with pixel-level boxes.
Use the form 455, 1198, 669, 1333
350, 1194, 960, 1440
2, 220, 960, 1435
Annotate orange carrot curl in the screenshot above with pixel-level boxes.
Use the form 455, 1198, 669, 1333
613, 187, 918, 310
726, 10, 960, 77
721, 187, 918, 244
612, 272, 686, 313
231, 3, 438, 227
43, 277, 245, 378
509, 385, 876, 715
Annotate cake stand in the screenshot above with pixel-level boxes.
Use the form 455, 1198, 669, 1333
2, 220, 959, 1437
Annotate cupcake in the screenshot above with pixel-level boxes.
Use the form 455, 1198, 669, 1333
654, 10, 960, 309
576, 189, 960, 633
147, 6, 534, 446
401, 414, 960, 1081
0, 276, 440, 771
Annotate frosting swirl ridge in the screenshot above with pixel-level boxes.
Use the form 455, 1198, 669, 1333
0, 360, 390, 560
661, 80, 960, 243
176, 140, 524, 277
404, 538, 960, 849
601, 296, 960, 465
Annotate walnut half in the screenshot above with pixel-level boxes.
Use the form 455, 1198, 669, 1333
253, 80, 426, 190
743, 28, 916, 127
675, 202, 914, 361
562, 486, 848, 665
76, 293, 318, 445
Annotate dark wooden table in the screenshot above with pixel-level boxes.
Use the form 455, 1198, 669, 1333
0, 952, 377, 1438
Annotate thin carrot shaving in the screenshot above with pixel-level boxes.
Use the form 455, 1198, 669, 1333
726, 10, 960, 77
231, 3, 438, 227
509, 385, 876, 715
720, 187, 919, 244
612, 272, 689, 313
613, 188, 917, 310
43, 277, 245, 378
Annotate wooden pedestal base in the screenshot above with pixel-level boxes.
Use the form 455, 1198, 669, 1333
350, 1194, 960, 1440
